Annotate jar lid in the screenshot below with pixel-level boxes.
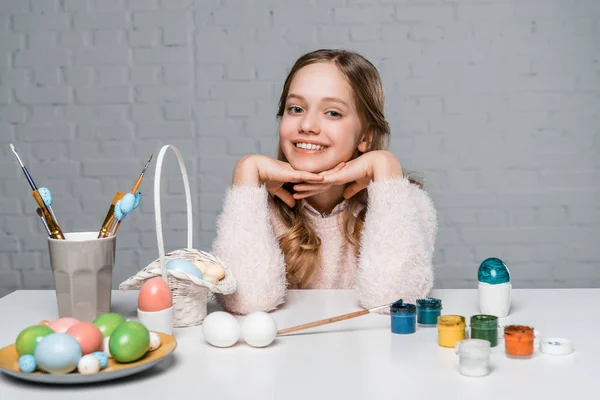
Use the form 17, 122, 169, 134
390, 302, 416, 314
540, 338, 574, 355
455, 339, 491, 356
417, 298, 442, 309
437, 315, 466, 327
470, 314, 498, 327
504, 325, 534, 338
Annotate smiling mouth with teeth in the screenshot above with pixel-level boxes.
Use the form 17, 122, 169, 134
294, 142, 328, 151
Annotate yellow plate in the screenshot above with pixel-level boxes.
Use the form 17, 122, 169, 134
0, 332, 176, 384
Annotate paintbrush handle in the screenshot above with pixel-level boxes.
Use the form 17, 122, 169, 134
277, 309, 370, 335
131, 176, 143, 194
98, 192, 124, 238
32, 191, 64, 239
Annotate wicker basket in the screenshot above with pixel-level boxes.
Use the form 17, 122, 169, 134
119, 144, 237, 327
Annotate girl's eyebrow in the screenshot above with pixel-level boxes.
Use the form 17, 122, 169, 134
287, 93, 350, 108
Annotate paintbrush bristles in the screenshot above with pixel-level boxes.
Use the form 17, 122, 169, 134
9, 144, 24, 168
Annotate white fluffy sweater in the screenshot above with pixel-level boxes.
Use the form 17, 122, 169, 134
211, 177, 438, 315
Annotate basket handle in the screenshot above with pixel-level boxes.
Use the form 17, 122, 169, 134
154, 144, 193, 281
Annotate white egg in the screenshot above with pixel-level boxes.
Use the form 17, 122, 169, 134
149, 332, 161, 351
202, 311, 240, 348
77, 354, 100, 375
241, 312, 277, 348
103, 336, 113, 358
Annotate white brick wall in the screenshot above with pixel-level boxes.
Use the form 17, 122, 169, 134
1, 0, 599, 298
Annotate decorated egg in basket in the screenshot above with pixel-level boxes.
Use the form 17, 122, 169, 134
119, 248, 237, 328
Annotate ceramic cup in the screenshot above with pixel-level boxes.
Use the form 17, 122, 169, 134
137, 306, 174, 335
478, 281, 511, 318
48, 232, 116, 322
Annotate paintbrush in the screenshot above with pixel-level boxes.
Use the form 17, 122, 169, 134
10, 144, 64, 240
276, 302, 393, 336
36, 208, 51, 237
109, 154, 152, 236
97, 192, 125, 239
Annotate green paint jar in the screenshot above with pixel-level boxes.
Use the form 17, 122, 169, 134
470, 315, 498, 347
416, 298, 442, 326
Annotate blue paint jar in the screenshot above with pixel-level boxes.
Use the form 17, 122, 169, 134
390, 301, 416, 334
416, 298, 442, 326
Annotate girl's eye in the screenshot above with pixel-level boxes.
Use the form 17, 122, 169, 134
326, 111, 342, 118
288, 106, 303, 114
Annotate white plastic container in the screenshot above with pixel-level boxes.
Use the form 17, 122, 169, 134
137, 305, 173, 335
455, 339, 492, 377
478, 281, 511, 318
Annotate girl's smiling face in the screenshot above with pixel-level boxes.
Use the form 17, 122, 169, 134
279, 62, 369, 173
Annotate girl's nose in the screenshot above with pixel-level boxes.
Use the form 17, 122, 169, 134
300, 113, 320, 134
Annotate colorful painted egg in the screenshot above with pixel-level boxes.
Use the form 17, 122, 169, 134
109, 321, 150, 363
34, 333, 82, 374
102, 336, 112, 358
48, 317, 80, 333
120, 193, 136, 214
91, 351, 108, 369
478, 257, 511, 284
166, 258, 204, 280
77, 354, 100, 374
18, 354, 37, 373
149, 332, 161, 351
133, 191, 141, 209
93, 312, 126, 337
38, 187, 52, 206
114, 200, 124, 220
138, 277, 173, 312
66, 322, 104, 355
15, 325, 54, 356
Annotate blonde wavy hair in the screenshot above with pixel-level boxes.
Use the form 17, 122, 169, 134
272, 49, 402, 289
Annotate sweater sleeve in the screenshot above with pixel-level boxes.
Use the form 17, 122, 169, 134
355, 177, 438, 311
211, 184, 288, 315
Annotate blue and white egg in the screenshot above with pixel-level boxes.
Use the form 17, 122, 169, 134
120, 193, 136, 215
18, 354, 37, 373
34, 333, 82, 374
91, 351, 108, 369
38, 187, 52, 207
114, 200, 124, 221
133, 191, 141, 209
166, 258, 204, 280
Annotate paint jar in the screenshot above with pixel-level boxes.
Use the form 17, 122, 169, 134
455, 339, 492, 377
504, 325, 535, 358
390, 302, 416, 334
470, 315, 498, 347
437, 315, 466, 348
416, 298, 442, 326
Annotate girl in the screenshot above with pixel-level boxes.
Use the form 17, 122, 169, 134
211, 49, 438, 315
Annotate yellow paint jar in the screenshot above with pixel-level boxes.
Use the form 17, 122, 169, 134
437, 315, 466, 348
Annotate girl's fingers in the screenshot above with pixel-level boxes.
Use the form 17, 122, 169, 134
343, 182, 367, 199
319, 162, 346, 176
292, 189, 323, 200
292, 183, 331, 192
273, 188, 296, 207
321, 167, 358, 185
289, 170, 326, 183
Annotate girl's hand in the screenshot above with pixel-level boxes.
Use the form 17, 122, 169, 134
292, 151, 403, 200
232, 155, 328, 207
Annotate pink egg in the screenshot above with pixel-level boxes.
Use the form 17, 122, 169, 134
66, 322, 104, 355
48, 317, 80, 333
138, 277, 173, 312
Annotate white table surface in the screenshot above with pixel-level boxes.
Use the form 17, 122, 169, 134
0, 288, 596, 400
